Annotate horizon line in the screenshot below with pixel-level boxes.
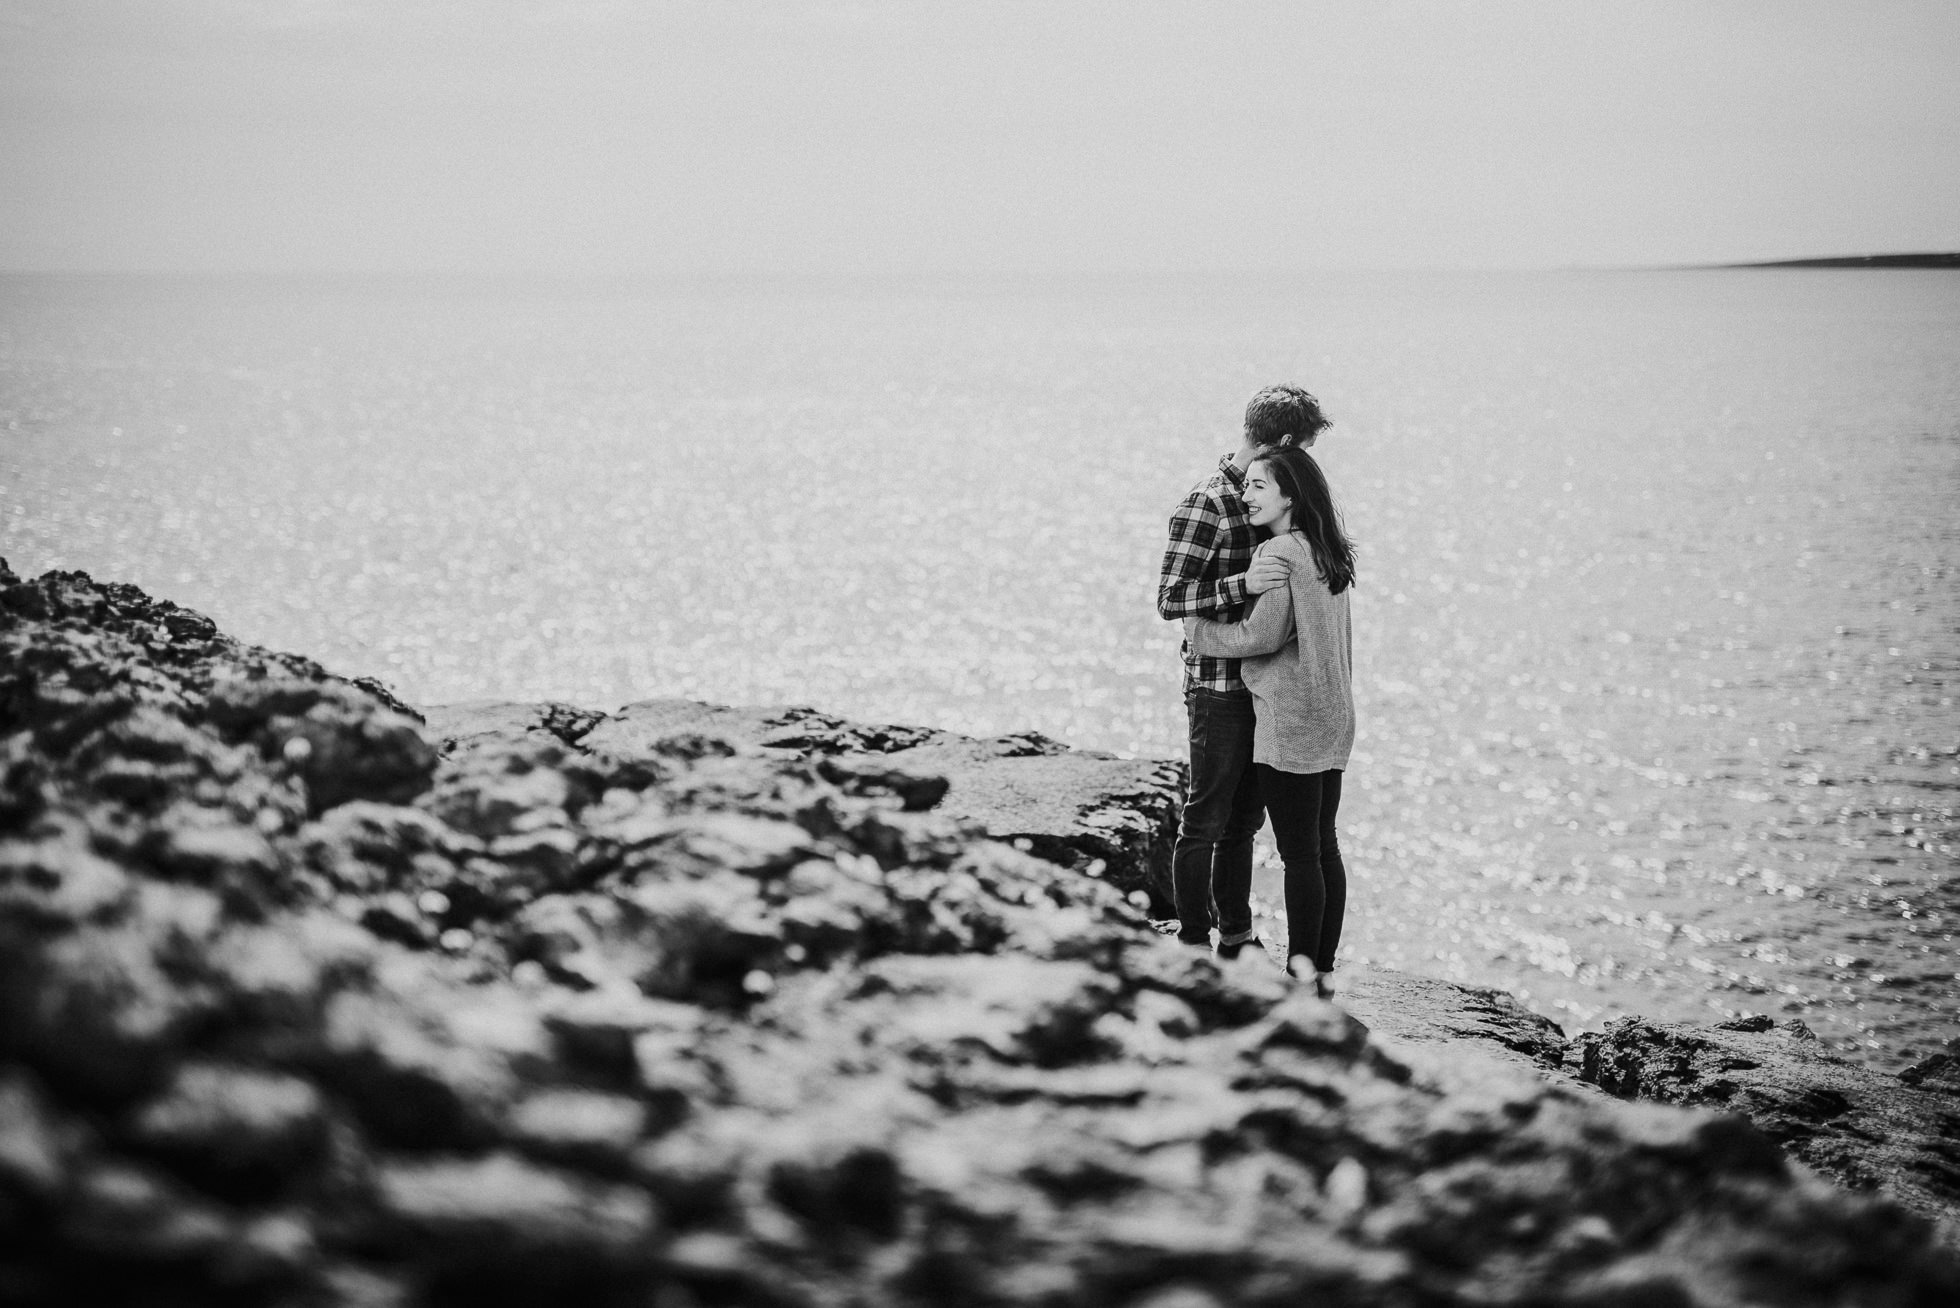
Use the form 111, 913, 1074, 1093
3, 254, 1956, 281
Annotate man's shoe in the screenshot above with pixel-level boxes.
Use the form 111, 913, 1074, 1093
1215, 935, 1262, 962
1313, 970, 1338, 1001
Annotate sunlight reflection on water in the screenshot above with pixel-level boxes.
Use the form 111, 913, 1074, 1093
5, 270, 1956, 1069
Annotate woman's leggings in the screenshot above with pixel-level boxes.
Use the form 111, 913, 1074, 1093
1255, 765, 1346, 972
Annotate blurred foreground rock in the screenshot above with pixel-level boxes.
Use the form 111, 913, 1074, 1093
4, 560, 1958, 1306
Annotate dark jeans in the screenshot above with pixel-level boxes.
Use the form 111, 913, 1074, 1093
1172, 688, 1263, 945
1257, 765, 1346, 972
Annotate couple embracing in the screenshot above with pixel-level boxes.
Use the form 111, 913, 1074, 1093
1157, 385, 1356, 997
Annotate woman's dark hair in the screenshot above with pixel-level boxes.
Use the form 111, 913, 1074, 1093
1250, 445, 1355, 594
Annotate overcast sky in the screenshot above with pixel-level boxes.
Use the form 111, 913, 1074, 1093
3, 0, 1956, 274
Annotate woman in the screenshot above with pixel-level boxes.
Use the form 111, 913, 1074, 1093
1184, 443, 1356, 996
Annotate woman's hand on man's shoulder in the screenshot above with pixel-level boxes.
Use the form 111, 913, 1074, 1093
1244, 548, 1291, 594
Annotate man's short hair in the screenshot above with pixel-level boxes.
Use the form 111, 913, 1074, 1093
1244, 384, 1331, 448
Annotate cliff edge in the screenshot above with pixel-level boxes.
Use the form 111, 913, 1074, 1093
2, 560, 1956, 1306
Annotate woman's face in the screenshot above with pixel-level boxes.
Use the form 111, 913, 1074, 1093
1242, 461, 1293, 532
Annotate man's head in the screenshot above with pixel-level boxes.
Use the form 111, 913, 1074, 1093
1243, 384, 1331, 450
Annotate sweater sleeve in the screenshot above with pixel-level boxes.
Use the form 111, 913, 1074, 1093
1185, 578, 1296, 658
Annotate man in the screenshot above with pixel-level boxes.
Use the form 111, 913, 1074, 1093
1156, 384, 1332, 956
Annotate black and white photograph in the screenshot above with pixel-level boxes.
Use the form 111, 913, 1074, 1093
3, 2, 1957, 1303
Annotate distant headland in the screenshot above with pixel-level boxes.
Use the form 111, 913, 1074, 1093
1714, 252, 1960, 269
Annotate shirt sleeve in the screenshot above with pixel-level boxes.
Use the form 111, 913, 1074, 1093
1185, 561, 1297, 658
1156, 490, 1248, 620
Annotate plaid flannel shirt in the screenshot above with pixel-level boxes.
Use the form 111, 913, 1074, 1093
1157, 454, 1255, 693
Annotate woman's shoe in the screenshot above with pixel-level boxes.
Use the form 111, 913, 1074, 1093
1313, 970, 1338, 1001
1284, 955, 1314, 981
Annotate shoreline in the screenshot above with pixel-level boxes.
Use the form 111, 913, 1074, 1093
4, 558, 1957, 1299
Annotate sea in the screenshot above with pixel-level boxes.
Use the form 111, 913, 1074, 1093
3, 268, 1956, 1071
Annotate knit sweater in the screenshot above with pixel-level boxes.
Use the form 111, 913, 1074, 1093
1184, 531, 1354, 774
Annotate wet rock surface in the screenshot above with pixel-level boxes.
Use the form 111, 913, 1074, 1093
1577, 1016, 1960, 1242
4, 560, 1959, 1306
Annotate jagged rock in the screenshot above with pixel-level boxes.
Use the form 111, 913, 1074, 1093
877, 734, 1184, 915
422, 736, 578, 840
120, 1062, 328, 1200
576, 698, 1184, 914
1901, 1038, 1960, 1098
276, 689, 438, 815
2, 561, 1958, 1304
1, 917, 218, 1108
815, 752, 951, 811
1, 566, 435, 829
0, 814, 133, 925
577, 699, 944, 759
423, 699, 626, 756
0, 1070, 69, 1204
369, 1151, 659, 1301
1578, 1016, 1960, 1241
59, 1159, 238, 1264
1336, 962, 1580, 1082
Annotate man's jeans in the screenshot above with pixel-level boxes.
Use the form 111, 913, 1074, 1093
1172, 687, 1264, 946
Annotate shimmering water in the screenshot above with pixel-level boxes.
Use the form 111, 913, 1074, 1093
4, 270, 1956, 1069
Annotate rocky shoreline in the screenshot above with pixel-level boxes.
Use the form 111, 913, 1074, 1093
2, 559, 1956, 1305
